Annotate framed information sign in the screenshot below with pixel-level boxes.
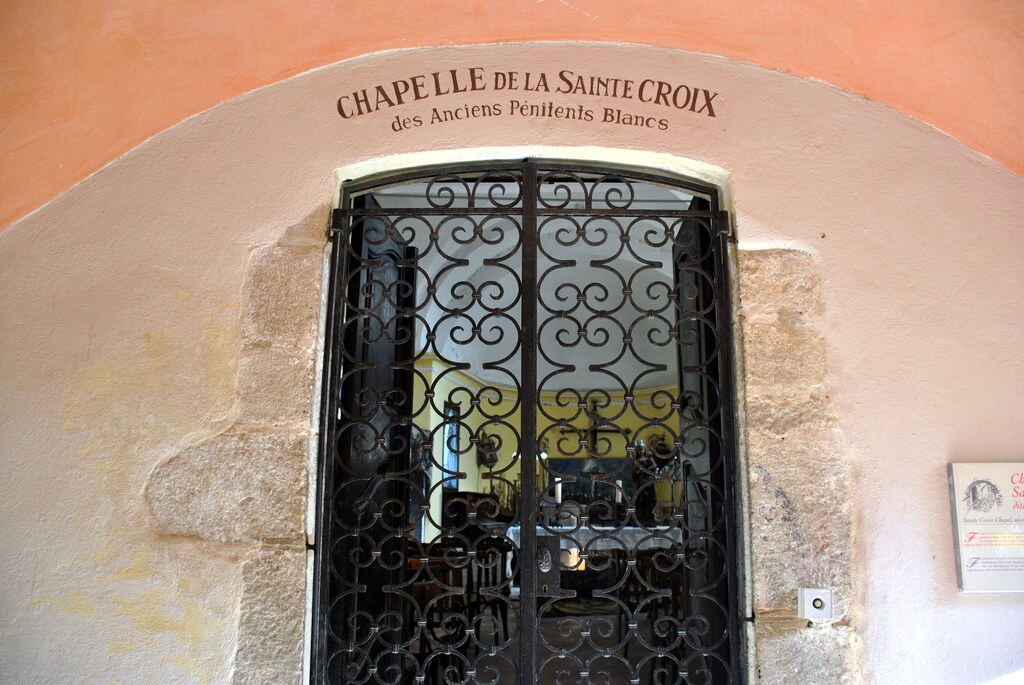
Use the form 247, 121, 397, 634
948, 462, 1024, 592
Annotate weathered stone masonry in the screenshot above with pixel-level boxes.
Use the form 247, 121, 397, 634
144, 224, 858, 684
146, 217, 326, 684
737, 250, 858, 685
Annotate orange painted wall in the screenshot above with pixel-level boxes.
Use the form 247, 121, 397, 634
1, 0, 1022, 232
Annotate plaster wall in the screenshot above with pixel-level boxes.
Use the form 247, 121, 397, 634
1, 1, 1022, 232
1, 43, 1022, 684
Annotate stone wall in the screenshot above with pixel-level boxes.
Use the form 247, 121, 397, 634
144, 218, 326, 684
144, 226, 856, 682
736, 250, 858, 684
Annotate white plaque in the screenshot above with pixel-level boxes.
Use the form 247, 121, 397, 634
948, 462, 1024, 592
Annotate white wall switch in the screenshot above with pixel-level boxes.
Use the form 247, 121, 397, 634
797, 587, 833, 620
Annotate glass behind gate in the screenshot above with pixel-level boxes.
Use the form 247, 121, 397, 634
311, 162, 742, 685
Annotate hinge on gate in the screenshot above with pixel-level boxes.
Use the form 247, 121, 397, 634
328, 207, 346, 239
717, 210, 737, 243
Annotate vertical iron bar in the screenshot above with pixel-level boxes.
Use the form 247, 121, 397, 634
310, 202, 350, 684
518, 160, 539, 683
715, 209, 745, 679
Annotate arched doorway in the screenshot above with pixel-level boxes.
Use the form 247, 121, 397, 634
311, 160, 743, 684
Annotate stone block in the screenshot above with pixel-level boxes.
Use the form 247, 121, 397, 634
236, 346, 316, 429
741, 322, 828, 390
745, 417, 852, 612
754, 623, 859, 685
233, 548, 306, 685
744, 386, 834, 438
737, 250, 822, 318
278, 206, 332, 249
146, 430, 307, 544
736, 249, 856, 674
241, 243, 324, 350
748, 490, 852, 609
744, 367, 852, 609
738, 249, 828, 392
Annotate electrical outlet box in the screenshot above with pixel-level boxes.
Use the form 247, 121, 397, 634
797, 588, 833, 620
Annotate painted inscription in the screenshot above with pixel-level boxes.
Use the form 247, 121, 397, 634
335, 67, 718, 133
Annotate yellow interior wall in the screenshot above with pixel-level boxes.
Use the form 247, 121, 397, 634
415, 355, 683, 518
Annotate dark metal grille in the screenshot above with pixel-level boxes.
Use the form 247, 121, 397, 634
312, 161, 742, 684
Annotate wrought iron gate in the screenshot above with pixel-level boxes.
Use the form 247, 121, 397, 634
312, 161, 743, 684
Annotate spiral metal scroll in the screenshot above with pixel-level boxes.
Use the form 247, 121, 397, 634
532, 171, 732, 685
316, 165, 737, 684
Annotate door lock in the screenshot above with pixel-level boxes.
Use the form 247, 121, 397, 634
536, 535, 561, 596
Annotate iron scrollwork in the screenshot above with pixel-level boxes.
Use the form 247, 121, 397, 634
312, 163, 741, 684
